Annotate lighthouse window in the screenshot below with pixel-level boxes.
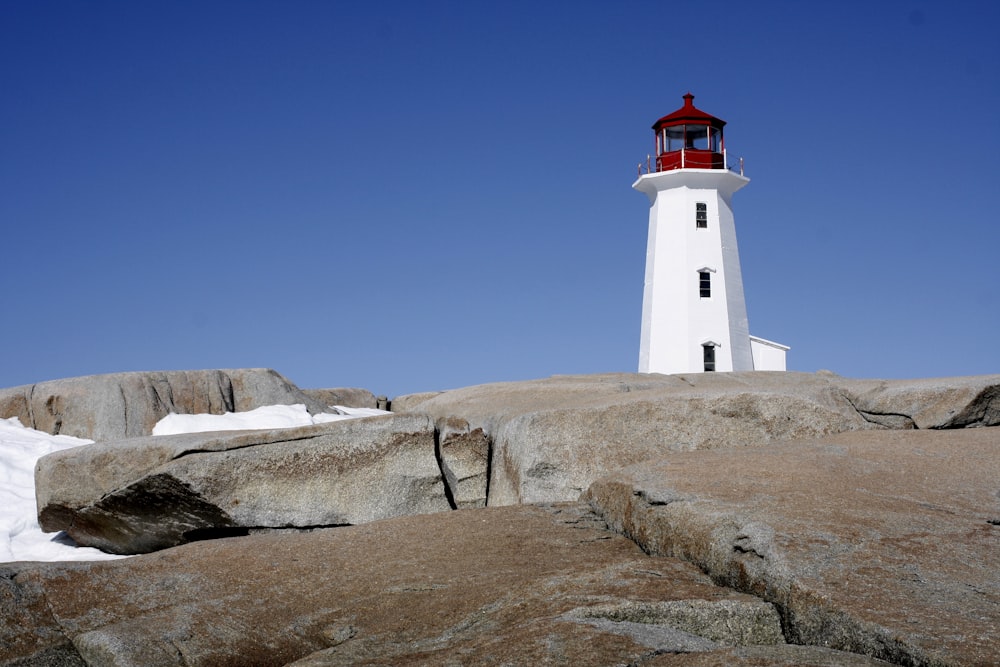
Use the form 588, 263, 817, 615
703, 344, 716, 372
709, 128, 721, 152
685, 125, 709, 150
696, 203, 708, 228
699, 271, 711, 298
665, 126, 685, 151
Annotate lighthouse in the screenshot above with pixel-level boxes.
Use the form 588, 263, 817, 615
634, 93, 788, 374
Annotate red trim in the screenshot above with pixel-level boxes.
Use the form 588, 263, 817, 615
657, 149, 724, 171
652, 93, 726, 130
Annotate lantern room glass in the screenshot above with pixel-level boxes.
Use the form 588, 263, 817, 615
658, 125, 722, 154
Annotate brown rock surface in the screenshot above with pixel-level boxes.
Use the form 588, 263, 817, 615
642, 645, 893, 666
584, 427, 1000, 666
0, 503, 872, 667
12, 371, 1000, 665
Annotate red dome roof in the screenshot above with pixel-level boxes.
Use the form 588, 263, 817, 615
653, 93, 726, 130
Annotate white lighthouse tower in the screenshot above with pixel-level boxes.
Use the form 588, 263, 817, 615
634, 93, 787, 374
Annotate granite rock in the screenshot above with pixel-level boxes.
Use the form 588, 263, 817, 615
3, 503, 831, 667
302, 387, 378, 410
396, 372, 1000, 506
584, 427, 1000, 666
0, 368, 329, 441
36, 413, 450, 554
436, 416, 490, 509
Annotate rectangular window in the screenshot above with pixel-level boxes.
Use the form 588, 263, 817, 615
703, 345, 716, 372
695, 202, 707, 228
699, 271, 711, 298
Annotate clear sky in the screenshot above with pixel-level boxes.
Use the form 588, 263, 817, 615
2, 1, 998, 397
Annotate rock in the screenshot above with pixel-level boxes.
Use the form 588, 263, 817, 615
302, 387, 378, 409
0, 368, 330, 441
641, 645, 893, 666
583, 427, 1000, 666
388, 390, 443, 413
0, 563, 85, 667
2, 503, 827, 667
36, 413, 450, 554
436, 416, 490, 509
13, 371, 994, 665
396, 372, 1000, 506
836, 375, 1000, 429
562, 598, 785, 646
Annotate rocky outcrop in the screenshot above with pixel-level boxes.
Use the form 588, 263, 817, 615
583, 427, 1000, 666
435, 416, 490, 509
2, 503, 890, 667
8, 370, 999, 664
836, 375, 1000, 428
302, 387, 378, 409
0, 369, 332, 441
395, 371, 1000, 506
31, 370, 998, 556
387, 390, 443, 413
36, 414, 451, 554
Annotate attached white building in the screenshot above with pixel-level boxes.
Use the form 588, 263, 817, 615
634, 93, 788, 374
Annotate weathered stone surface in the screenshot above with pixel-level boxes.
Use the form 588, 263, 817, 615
302, 386, 378, 409
387, 390, 443, 413
396, 372, 1000, 506
36, 414, 450, 554
1, 564, 85, 667
584, 427, 1000, 666
14, 371, 994, 665
2, 503, 822, 667
642, 645, 892, 666
836, 375, 1000, 429
562, 598, 785, 646
436, 416, 490, 509
0, 368, 330, 441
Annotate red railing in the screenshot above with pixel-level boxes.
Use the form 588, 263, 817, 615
637, 150, 744, 178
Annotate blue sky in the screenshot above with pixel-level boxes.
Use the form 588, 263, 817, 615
2, 1, 998, 397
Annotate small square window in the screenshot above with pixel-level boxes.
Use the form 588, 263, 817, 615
699, 271, 711, 298
695, 202, 707, 229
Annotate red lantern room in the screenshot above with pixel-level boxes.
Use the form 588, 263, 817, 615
652, 93, 726, 172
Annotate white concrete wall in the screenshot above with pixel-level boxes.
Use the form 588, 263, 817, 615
750, 336, 789, 371
635, 169, 752, 374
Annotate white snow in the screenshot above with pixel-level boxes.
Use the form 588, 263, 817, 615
1, 404, 388, 564
0, 417, 116, 563
151, 403, 388, 435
